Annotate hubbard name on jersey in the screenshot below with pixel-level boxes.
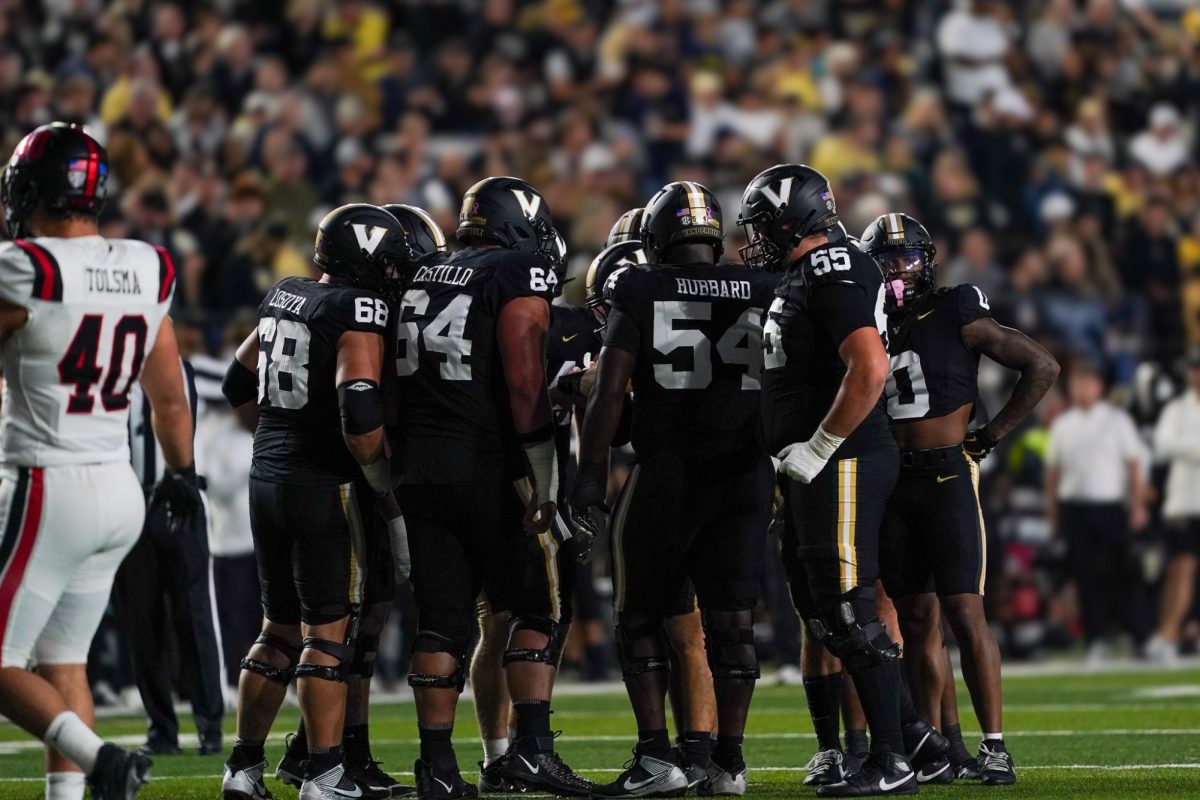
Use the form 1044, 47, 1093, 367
251, 275, 390, 485
603, 262, 777, 462
761, 240, 892, 456
884, 284, 992, 423
394, 247, 558, 483
0, 235, 175, 466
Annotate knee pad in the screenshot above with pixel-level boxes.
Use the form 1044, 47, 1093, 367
407, 630, 467, 692
807, 591, 900, 672
294, 637, 354, 683
240, 631, 301, 685
351, 632, 380, 679
615, 614, 671, 677
702, 609, 760, 681
503, 615, 563, 667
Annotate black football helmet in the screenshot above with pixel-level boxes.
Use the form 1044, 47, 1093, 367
313, 203, 413, 300
2, 122, 108, 239
860, 212, 937, 312
584, 240, 648, 327
380, 203, 448, 257
456, 176, 564, 273
735, 164, 840, 272
606, 207, 645, 247
640, 181, 723, 261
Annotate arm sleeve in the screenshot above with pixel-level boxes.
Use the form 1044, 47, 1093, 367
958, 284, 993, 326
809, 282, 877, 348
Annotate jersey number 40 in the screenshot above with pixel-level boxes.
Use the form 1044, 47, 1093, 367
59, 314, 149, 414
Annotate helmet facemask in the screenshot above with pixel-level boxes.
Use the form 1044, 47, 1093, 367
874, 245, 936, 312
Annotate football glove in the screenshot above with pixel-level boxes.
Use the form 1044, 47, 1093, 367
963, 427, 998, 462
568, 466, 608, 559
777, 426, 845, 484
147, 464, 205, 540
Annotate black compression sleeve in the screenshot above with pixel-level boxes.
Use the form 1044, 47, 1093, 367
222, 359, 258, 407
338, 379, 385, 435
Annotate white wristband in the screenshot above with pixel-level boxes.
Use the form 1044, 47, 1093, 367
522, 439, 560, 508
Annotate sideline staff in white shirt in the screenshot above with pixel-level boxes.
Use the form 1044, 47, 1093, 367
1046, 359, 1150, 661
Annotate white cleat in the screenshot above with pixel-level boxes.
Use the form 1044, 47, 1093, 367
698, 762, 747, 796
594, 752, 688, 798
222, 760, 273, 800
299, 764, 365, 799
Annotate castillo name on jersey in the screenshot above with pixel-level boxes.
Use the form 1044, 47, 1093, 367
603, 262, 777, 462
251, 275, 390, 485
761, 240, 893, 456
884, 284, 992, 423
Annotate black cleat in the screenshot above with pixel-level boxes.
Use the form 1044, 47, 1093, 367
89, 743, 152, 800
275, 732, 306, 789
476, 758, 511, 793
672, 746, 709, 790
843, 749, 869, 778
349, 758, 414, 798
817, 752, 917, 797
978, 741, 1016, 786
902, 719, 949, 773
803, 749, 844, 787
415, 757, 478, 799
953, 751, 982, 781
136, 737, 180, 757
592, 750, 687, 798
502, 748, 594, 797
915, 756, 954, 785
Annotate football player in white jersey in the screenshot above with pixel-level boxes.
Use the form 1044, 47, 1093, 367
0, 123, 201, 800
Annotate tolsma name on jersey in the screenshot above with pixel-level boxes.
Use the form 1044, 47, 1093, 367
85, 266, 142, 295
674, 278, 752, 299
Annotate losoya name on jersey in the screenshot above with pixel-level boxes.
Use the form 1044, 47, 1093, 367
267, 288, 308, 315
412, 264, 475, 286
85, 267, 142, 295
674, 277, 752, 299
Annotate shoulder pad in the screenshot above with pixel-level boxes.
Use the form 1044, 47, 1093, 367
322, 285, 390, 333
606, 263, 654, 308
954, 284, 992, 325
802, 244, 879, 290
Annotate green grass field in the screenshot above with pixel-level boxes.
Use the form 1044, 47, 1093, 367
1, 666, 1198, 798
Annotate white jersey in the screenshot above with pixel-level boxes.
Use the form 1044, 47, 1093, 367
0, 235, 175, 467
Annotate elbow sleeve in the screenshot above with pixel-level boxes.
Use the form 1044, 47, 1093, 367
222, 359, 258, 407
337, 379, 385, 435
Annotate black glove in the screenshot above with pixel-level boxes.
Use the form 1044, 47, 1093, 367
568, 466, 608, 562
962, 427, 998, 462
147, 465, 205, 540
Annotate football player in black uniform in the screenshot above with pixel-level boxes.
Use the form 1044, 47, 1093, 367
220, 204, 414, 800
739, 165, 920, 797
393, 177, 593, 799
572, 182, 777, 797
863, 213, 1059, 786
607, 207, 645, 246
276, 204, 448, 799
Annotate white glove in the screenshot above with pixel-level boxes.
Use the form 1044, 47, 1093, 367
776, 426, 846, 484
387, 512, 412, 584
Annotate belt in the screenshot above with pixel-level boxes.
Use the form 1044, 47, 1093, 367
899, 445, 961, 468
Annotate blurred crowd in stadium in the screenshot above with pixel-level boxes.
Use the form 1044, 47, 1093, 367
5, 0, 1200, 700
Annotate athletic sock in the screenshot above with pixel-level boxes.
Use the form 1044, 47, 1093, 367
43, 712, 103, 776
682, 730, 714, 768
848, 660, 904, 756
845, 729, 869, 757
714, 735, 744, 770
45, 771, 86, 800
896, 664, 920, 726
306, 745, 344, 778
229, 738, 266, 769
982, 733, 1006, 751
343, 723, 369, 767
803, 672, 844, 752
943, 723, 973, 762
636, 728, 673, 759
513, 700, 553, 755
483, 737, 510, 767
419, 723, 455, 763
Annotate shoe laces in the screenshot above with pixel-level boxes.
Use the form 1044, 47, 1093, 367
979, 745, 1010, 773
807, 749, 843, 774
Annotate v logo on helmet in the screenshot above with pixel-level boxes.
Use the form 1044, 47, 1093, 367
511, 190, 542, 220
758, 177, 794, 208
351, 224, 387, 254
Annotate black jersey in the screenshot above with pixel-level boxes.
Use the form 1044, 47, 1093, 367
548, 303, 601, 475
394, 247, 557, 484
251, 276, 390, 485
884, 284, 992, 423
603, 262, 777, 462
761, 241, 893, 456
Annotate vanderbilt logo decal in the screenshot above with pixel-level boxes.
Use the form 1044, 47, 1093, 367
511, 190, 542, 219
758, 177, 794, 208
351, 224, 387, 254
